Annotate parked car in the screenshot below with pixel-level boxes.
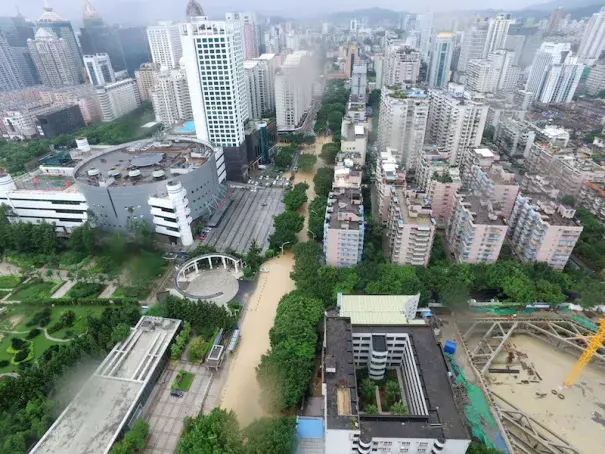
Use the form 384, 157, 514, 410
170, 390, 184, 397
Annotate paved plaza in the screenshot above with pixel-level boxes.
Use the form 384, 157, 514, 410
202, 187, 284, 254
179, 268, 239, 305
142, 363, 214, 454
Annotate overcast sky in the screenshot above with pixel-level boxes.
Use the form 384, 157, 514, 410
0, 0, 549, 25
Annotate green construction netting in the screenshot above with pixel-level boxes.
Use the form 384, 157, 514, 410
446, 353, 508, 453
570, 313, 598, 331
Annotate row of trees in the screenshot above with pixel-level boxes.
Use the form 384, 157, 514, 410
314, 80, 349, 141
0, 305, 142, 452
279, 133, 316, 145
274, 146, 295, 170
313, 167, 334, 198
297, 153, 317, 172
256, 291, 324, 410
268, 210, 304, 251
573, 208, 605, 276
159, 296, 237, 338
307, 197, 328, 241
320, 142, 340, 164
177, 409, 297, 454
0, 207, 57, 255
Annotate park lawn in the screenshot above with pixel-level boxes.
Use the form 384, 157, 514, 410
0, 329, 61, 374
174, 372, 195, 392
46, 305, 106, 339
0, 275, 21, 289
8, 280, 62, 301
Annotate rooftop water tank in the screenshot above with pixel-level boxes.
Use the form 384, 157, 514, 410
76, 137, 90, 152
87, 168, 100, 177
129, 169, 141, 178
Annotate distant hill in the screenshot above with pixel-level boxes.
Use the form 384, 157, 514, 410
327, 7, 401, 24
523, 0, 604, 12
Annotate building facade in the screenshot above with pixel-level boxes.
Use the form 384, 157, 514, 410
428, 33, 454, 88
375, 148, 405, 222
147, 22, 183, 70
350, 61, 367, 97
579, 181, 605, 224
95, 78, 141, 122
483, 13, 513, 57
323, 188, 365, 268
383, 46, 421, 86
151, 67, 192, 126
37, 104, 85, 138
135, 62, 160, 101
83, 53, 115, 87
586, 64, 605, 96
0, 31, 25, 92
27, 28, 80, 88
275, 50, 313, 131
577, 7, 605, 64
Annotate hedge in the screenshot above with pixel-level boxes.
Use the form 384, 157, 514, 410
19, 297, 139, 306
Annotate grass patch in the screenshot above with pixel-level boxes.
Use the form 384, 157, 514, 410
0, 290, 12, 298
8, 280, 62, 301
68, 282, 104, 298
171, 370, 195, 392
0, 275, 21, 289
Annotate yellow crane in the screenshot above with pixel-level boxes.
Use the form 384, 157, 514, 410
564, 319, 605, 388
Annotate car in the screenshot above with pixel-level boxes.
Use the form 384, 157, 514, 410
170, 390, 184, 397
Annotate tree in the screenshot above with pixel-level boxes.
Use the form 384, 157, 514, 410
274, 149, 294, 170
283, 183, 309, 211
439, 279, 470, 310
364, 404, 379, 414
297, 153, 316, 172
360, 378, 376, 401
561, 195, 575, 207
273, 211, 304, 233
365, 265, 423, 295
320, 143, 340, 164
390, 401, 408, 415
111, 323, 131, 343
60, 310, 76, 328
69, 223, 96, 255
483, 125, 495, 142
244, 239, 263, 272
313, 167, 334, 197
177, 409, 243, 454
308, 197, 328, 240
243, 416, 297, 454
466, 441, 501, 454
385, 380, 401, 407
110, 419, 149, 454
188, 336, 208, 362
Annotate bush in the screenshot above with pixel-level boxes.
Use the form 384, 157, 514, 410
68, 283, 104, 299
26, 308, 52, 327
11, 337, 27, 351
265, 249, 275, 259
60, 309, 76, 327
26, 328, 41, 340
0, 360, 9, 368
13, 347, 30, 362
171, 322, 191, 360
47, 323, 64, 334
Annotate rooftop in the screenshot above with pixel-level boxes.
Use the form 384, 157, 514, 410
392, 187, 434, 227
326, 188, 363, 230
74, 140, 212, 188
338, 294, 425, 325
32, 317, 181, 454
384, 85, 426, 100
459, 193, 507, 226
520, 193, 581, 227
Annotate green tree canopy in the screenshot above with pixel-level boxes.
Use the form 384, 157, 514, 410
313, 167, 334, 197
297, 153, 317, 172
243, 417, 297, 454
177, 409, 243, 454
283, 183, 309, 211
320, 143, 340, 164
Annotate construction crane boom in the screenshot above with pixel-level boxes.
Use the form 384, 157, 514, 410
564, 319, 605, 388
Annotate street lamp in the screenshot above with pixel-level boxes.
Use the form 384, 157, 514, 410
280, 241, 290, 256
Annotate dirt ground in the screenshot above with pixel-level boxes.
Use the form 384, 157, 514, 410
487, 335, 605, 453
219, 137, 328, 426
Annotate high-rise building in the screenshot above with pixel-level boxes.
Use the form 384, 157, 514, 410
506, 24, 542, 69
79, 0, 127, 73
39, 84, 101, 124
241, 12, 259, 59
428, 33, 454, 88
275, 50, 313, 131
383, 45, 421, 85
344, 44, 358, 78
375, 148, 405, 222
0, 31, 24, 92
350, 19, 358, 33
134, 62, 160, 101
117, 26, 152, 77
546, 7, 565, 35
457, 26, 488, 72
181, 15, 249, 182
36, 1, 83, 78
377, 86, 429, 169
483, 13, 513, 58
95, 78, 140, 122
0, 15, 40, 86
488, 49, 515, 91
323, 187, 364, 268
27, 28, 81, 88
466, 59, 498, 93
577, 7, 605, 64
151, 67, 192, 126
415, 13, 433, 60
466, 163, 520, 218
508, 193, 582, 270
586, 64, 605, 96
83, 53, 115, 87
253, 53, 276, 115
244, 60, 263, 119
426, 88, 489, 165
36, 104, 85, 138
350, 61, 367, 97
386, 187, 436, 266
147, 22, 183, 69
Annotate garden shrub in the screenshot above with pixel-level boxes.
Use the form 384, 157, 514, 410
26, 329, 41, 340
11, 338, 26, 351
68, 283, 104, 299
47, 323, 64, 334
13, 348, 30, 362
26, 308, 52, 327
0, 360, 9, 368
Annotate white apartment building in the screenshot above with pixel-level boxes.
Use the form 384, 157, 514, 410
415, 13, 433, 60
537, 61, 584, 103
375, 148, 406, 222
383, 46, 421, 85
83, 53, 115, 87
27, 28, 80, 88
488, 50, 515, 91
577, 7, 605, 64
241, 12, 259, 60
135, 62, 160, 101
252, 53, 276, 115
458, 26, 488, 72
387, 187, 436, 267
323, 187, 364, 268
377, 86, 428, 169
181, 15, 249, 152
427, 33, 454, 88
275, 50, 313, 131
426, 88, 489, 166
508, 193, 583, 270
340, 118, 367, 163
0, 173, 88, 234
95, 78, 140, 122
586, 64, 605, 96
494, 118, 536, 157
324, 317, 471, 454
1, 100, 60, 139
579, 181, 605, 224
0, 32, 25, 92
524, 144, 605, 198
147, 22, 183, 69
416, 148, 462, 227
483, 13, 513, 58
151, 67, 192, 126
446, 192, 508, 264
350, 61, 367, 97
333, 158, 362, 190
373, 54, 384, 89
244, 60, 263, 120
467, 164, 520, 219
466, 59, 498, 93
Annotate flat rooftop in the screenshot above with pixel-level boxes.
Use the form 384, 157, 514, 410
32, 316, 181, 454
327, 189, 363, 229
338, 294, 425, 325
461, 194, 507, 226
75, 140, 211, 188
522, 193, 581, 227
393, 187, 433, 226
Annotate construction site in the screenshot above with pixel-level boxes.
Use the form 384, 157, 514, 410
439, 310, 605, 454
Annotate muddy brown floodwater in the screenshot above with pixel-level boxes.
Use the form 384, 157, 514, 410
219, 137, 330, 426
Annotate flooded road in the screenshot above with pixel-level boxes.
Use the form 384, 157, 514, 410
219, 136, 330, 425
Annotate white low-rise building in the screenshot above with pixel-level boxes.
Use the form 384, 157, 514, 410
96, 78, 141, 122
